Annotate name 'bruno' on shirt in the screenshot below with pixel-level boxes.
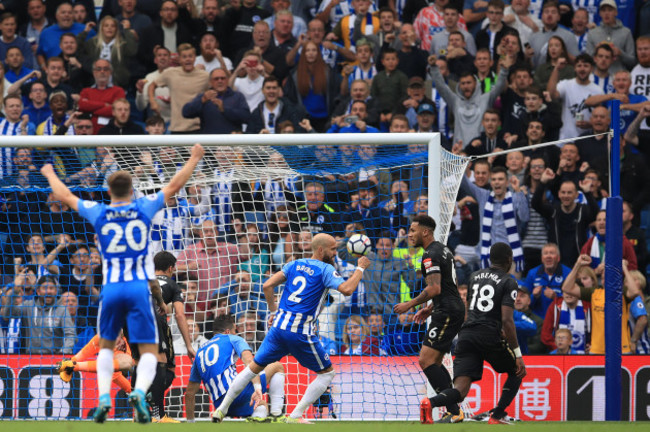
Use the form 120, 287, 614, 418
295, 264, 315, 276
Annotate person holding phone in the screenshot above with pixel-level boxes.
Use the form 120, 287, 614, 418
230, 51, 266, 113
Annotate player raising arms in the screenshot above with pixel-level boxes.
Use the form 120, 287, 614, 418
212, 233, 371, 424
40, 143, 205, 423
393, 215, 466, 423
427, 243, 527, 424
185, 315, 286, 423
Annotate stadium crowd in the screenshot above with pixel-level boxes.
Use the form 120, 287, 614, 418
1, 0, 650, 358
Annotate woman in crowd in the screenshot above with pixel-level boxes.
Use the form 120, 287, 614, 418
341, 315, 386, 356
534, 36, 575, 90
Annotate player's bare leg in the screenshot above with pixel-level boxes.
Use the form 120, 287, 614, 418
419, 346, 458, 419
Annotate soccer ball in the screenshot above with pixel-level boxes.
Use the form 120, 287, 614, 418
347, 234, 371, 257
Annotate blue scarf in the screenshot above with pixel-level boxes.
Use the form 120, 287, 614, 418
558, 300, 588, 354
481, 191, 524, 271
589, 232, 605, 268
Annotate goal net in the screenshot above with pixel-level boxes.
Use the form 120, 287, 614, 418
0, 133, 470, 420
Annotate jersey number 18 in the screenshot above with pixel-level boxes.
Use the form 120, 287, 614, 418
469, 284, 495, 312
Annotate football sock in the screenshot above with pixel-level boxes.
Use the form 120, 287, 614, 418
252, 405, 268, 418
493, 374, 522, 418
218, 366, 258, 413
96, 349, 114, 397
149, 363, 169, 419
290, 369, 335, 419
423, 364, 458, 414
429, 388, 462, 409
113, 372, 132, 393
134, 352, 157, 394
268, 373, 285, 416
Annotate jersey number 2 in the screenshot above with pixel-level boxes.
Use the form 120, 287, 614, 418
101, 220, 148, 253
288, 276, 307, 303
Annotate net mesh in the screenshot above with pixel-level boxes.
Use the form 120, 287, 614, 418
0, 137, 472, 420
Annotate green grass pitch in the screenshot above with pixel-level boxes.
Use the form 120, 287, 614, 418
3, 421, 649, 432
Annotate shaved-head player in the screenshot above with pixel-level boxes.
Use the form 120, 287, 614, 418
212, 233, 371, 423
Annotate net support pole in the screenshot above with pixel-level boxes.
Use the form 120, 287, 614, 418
428, 134, 442, 242
605, 100, 622, 421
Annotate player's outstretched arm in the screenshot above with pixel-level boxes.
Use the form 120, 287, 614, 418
162, 143, 205, 201
394, 272, 440, 314
185, 381, 200, 422
337, 256, 371, 296
40, 164, 80, 211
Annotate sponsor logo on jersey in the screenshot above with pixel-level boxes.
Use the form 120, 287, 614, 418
423, 258, 432, 269
83, 201, 98, 208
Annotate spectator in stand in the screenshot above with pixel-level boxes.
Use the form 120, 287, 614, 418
625, 270, 649, 353
114, 0, 153, 39
429, 53, 512, 146
475, 0, 519, 60
98, 98, 145, 135
61, 291, 95, 352
222, 0, 271, 59
137, 0, 196, 72
327, 100, 379, 134
267, 9, 297, 56
341, 315, 386, 356
575, 106, 610, 167
443, 31, 477, 80
370, 48, 408, 114
393, 23, 428, 80
432, 6, 477, 59
580, 210, 638, 276
176, 219, 240, 308
528, 1, 579, 68
78, 59, 126, 134
296, 181, 343, 237
23, 234, 64, 278
366, 7, 399, 59
532, 169, 598, 267
0, 12, 37, 70
56, 113, 96, 168
265, 0, 306, 39
183, 68, 250, 134
59, 244, 100, 324
229, 51, 266, 114
0, 275, 75, 355
36, 90, 73, 137
284, 40, 338, 132
76, 16, 138, 89
246, 75, 306, 134
340, 39, 376, 96
135, 46, 172, 123
0, 94, 35, 139
587, 71, 648, 134
37, 56, 76, 106
517, 85, 563, 143
588, 44, 615, 95
414, 0, 467, 53
541, 288, 591, 354
194, 0, 222, 35
19, 0, 49, 58
513, 286, 538, 355
195, 32, 232, 73
503, 0, 541, 47
514, 285, 546, 354
474, 49, 496, 93
547, 54, 603, 141
622, 201, 647, 275
59, 32, 89, 92
571, 8, 589, 54
238, 226, 271, 282
149, 43, 210, 134
213, 270, 267, 319
563, 255, 637, 355
316, 0, 375, 30
533, 36, 575, 91
4, 47, 37, 85
463, 109, 506, 157
520, 157, 549, 271
36, 2, 95, 69
548, 328, 579, 354
330, 0, 379, 51
331, 79, 379, 127
506, 151, 526, 185
23, 82, 51, 128
235, 20, 289, 81
523, 242, 572, 319
460, 166, 529, 275
585, 0, 636, 72
236, 311, 265, 352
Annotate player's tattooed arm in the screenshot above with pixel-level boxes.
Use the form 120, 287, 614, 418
394, 273, 441, 314
148, 279, 167, 315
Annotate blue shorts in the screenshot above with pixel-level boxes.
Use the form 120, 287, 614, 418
254, 327, 331, 372
214, 373, 267, 417
98, 281, 158, 344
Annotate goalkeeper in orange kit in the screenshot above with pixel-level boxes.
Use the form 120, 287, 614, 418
57, 332, 134, 393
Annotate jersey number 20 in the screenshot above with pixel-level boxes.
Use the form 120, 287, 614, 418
101, 220, 148, 253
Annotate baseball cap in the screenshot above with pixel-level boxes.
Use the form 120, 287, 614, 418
408, 76, 424, 88
417, 103, 435, 114
516, 281, 529, 293
599, 0, 617, 10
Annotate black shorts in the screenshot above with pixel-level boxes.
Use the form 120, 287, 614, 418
452, 326, 517, 382
422, 310, 464, 354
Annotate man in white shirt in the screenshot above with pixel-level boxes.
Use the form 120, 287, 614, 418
195, 32, 233, 73
502, 0, 541, 46
630, 35, 650, 133
135, 46, 172, 123
547, 53, 604, 140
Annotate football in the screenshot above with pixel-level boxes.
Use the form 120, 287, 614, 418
347, 234, 371, 257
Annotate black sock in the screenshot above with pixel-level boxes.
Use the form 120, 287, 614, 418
423, 364, 458, 414
149, 363, 168, 418
429, 388, 462, 409
493, 374, 522, 418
